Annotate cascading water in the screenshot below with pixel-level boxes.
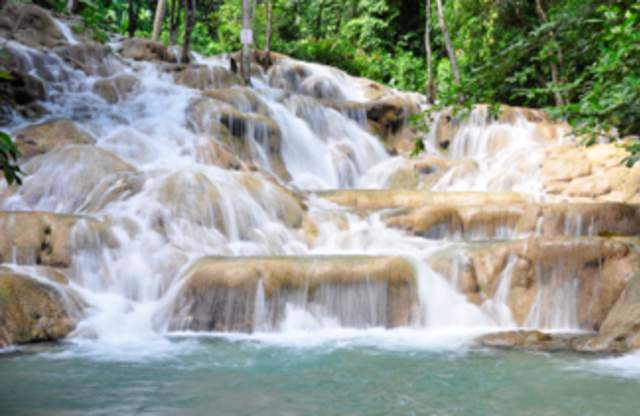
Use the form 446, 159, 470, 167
0, 14, 616, 359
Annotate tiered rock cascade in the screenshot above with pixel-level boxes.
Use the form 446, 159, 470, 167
1, 4, 639, 355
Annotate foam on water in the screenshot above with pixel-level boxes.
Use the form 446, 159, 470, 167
593, 352, 640, 379
170, 326, 496, 352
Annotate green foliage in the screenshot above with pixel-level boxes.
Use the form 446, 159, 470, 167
0, 132, 22, 186
64, 0, 638, 164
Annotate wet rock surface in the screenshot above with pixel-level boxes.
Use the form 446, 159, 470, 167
0, 270, 75, 347
14, 119, 93, 159
172, 256, 416, 332
0, 211, 113, 267
475, 330, 592, 351
0, 4, 69, 49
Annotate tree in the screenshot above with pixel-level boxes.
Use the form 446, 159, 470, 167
424, 0, 435, 104
265, 0, 273, 65
128, 0, 138, 38
169, 0, 182, 45
535, 0, 565, 106
240, 0, 251, 84
66, 0, 77, 14
151, 0, 167, 43
181, 0, 196, 63
435, 0, 462, 102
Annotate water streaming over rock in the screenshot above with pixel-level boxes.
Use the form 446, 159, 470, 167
1, 11, 635, 356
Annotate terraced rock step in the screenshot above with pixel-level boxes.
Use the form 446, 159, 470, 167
171, 256, 417, 332
385, 201, 640, 240
0, 211, 113, 267
429, 237, 640, 330
315, 190, 529, 210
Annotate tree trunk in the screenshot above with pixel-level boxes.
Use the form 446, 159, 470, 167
535, 0, 564, 106
251, 0, 257, 23
66, 0, 77, 14
169, 0, 181, 45
424, 0, 435, 104
151, 0, 167, 43
265, 0, 272, 66
435, 0, 462, 102
240, 0, 252, 85
181, 0, 195, 63
128, 0, 138, 38
315, 0, 325, 39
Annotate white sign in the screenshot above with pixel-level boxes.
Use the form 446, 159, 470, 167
240, 29, 253, 45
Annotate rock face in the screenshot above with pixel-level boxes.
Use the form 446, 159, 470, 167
0, 271, 75, 347
0, 65, 46, 124
432, 237, 640, 331
172, 256, 417, 332
55, 43, 120, 77
0, 4, 69, 49
385, 202, 640, 240
173, 65, 242, 90
0, 211, 112, 267
93, 74, 141, 104
573, 275, 640, 353
118, 38, 178, 63
543, 142, 640, 203
317, 190, 529, 210
14, 120, 93, 159
16, 145, 135, 212
187, 94, 288, 179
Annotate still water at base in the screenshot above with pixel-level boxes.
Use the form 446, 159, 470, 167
1, 332, 639, 416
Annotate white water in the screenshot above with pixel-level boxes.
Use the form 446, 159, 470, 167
0, 16, 614, 360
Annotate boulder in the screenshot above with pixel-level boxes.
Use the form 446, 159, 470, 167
16, 145, 135, 212
366, 95, 420, 138
14, 119, 93, 159
187, 96, 288, 179
93, 74, 141, 104
117, 38, 178, 63
575, 275, 640, 353
78, 171, 147, 212
0, 4, 68, 49
0, 211, 113, 267
543, 142, 640, 203
0, 271, 75, 347
172, 65, 242, 90
172, 256, 417, 332
202, 88, 267, 114
0, 67, 46, 124
55, 42, 121, 77
147, 170, 303, 239
475, 330, 588, 351
194, 138, 244, 170
385, 155, 478, 189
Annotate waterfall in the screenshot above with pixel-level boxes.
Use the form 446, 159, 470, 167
0, 11, 612, 355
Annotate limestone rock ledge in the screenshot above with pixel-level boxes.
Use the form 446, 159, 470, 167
385, 201, 640, 239
0, 269, 77, 347
171, 256, 417, 332
475, 330, 592, 352
0, 211, 114, 267
430, 237, 640, 330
